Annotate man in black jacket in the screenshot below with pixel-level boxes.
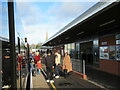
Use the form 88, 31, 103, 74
45, 51, 54, 83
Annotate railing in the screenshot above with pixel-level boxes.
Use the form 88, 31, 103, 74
71, 59, 83, 73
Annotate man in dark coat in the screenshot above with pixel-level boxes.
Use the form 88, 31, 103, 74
50, 51, 56, 77
45, 52, 54, 83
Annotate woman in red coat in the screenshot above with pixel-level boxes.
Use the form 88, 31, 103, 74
33, 52, 40, 63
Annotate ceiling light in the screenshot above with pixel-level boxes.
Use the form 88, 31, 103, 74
99, 19, 116, 27
77, 32, 84, 35
65, 37, 70, 40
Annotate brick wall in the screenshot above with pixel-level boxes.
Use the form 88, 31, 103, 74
99, 34, 120, 76
99, 59, 120, 76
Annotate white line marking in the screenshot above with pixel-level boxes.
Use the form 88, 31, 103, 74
41, 68, 47, 77
30, 71, 33, 90
87, 79, 107, 89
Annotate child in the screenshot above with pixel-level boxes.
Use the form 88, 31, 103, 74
36, 60, 42, 75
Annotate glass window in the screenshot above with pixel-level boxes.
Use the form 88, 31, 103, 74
116, 45, 120, 60
64, 44, 68, 53
100, 46, 109, 59
70, 43, 75, 59
1, 2, 11, 88
116, 40, 120, 45
115, 34, 120, 39
109, 46, 116, 60
14, 2, 30, 88
67, 44, 71, 54
75, 43, 79, 59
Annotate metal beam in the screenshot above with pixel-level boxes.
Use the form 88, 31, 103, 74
8, 1, 17, 88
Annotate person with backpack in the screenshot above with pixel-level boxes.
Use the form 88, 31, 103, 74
45, 52, 54, 83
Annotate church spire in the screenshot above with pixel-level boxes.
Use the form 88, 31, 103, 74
46, 32, 48, 41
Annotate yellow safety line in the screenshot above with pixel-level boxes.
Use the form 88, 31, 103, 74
50, 82, 57, 90
41, 68, 47, 76
41, 68, 57, 90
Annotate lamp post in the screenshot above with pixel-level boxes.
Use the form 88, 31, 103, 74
24, 37, 30, 74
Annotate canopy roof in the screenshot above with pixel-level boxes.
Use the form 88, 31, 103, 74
43, 1, 120, 46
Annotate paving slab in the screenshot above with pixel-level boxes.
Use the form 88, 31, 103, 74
32, 73, 50, 89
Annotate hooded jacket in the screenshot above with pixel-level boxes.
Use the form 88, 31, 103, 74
45, 55, 54, 67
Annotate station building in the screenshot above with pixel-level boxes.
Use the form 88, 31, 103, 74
43, 1, 120, 85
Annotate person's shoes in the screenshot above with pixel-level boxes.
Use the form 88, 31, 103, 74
46, 80, 50, 82
53, 74, 55, 76
55, 76, 59, 78
2, 85, 10, 88
50, 80, 54, 83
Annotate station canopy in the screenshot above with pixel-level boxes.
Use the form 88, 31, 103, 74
43, 1, 120, 46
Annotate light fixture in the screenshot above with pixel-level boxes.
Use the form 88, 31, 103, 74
77, 32, 84, 36
65, 37, 70, 40
99, 19, 116, 27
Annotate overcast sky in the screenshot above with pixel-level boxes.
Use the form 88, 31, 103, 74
1, 0, 98, 44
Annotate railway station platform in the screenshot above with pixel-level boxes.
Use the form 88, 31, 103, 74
32, 73, 50, 89
31, 64, 107, 90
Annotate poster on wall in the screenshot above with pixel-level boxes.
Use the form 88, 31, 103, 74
109, 46, 116, 60
100, 46, 109, 59
116, 45, 120, 60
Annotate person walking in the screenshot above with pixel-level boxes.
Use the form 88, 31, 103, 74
63, 52, 72, 78
55, 51, 61, 78
45, 52, 54, 83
